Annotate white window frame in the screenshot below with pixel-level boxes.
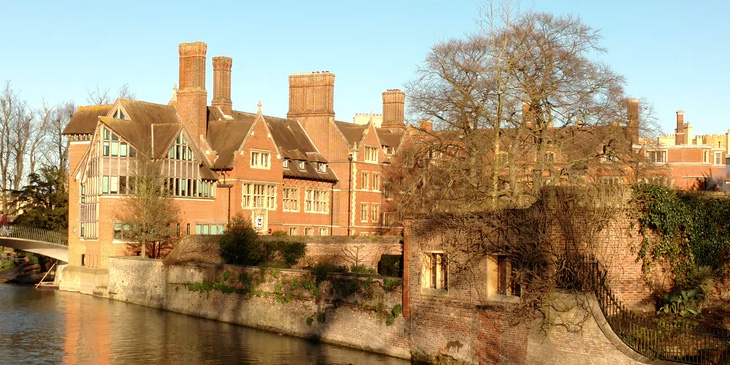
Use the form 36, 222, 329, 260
364, 146, 378, 163
646, 150, 667, 163
242, 182, 276, 210
282, 186, 299, 212
372, 173, 381, 191
250, 150, 271, 169
304, 188, 329, 213
360, 203, 369, 222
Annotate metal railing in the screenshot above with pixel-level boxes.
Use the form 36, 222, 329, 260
556, 254, 730, 364
0, 225, 68, 246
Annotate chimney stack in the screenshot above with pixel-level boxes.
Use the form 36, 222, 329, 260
177, 41, 208, 141
675, 110, 686, 145
287, 71, 335, 119
627, 98, 639, 144
212, 56, 233, 115
382, 89, 405, 128
522, 102, 534, 128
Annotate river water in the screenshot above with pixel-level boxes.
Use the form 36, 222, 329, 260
0, 284, 408, 364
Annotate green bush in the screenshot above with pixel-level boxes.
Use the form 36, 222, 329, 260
383, 278, 401, 292
265, 241, 306, 267
218, 215, 265, 266
219, 216, 306, 268
311, 261, 347, 284
349, 264, 375, 274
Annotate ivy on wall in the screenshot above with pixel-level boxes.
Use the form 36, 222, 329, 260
631, 184, 730, 303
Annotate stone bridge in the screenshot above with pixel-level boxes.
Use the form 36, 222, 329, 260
0, 226, 68, 262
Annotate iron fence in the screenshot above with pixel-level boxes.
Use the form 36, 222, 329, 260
556, 254, 730, 364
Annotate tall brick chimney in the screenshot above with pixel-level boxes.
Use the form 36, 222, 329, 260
212, 56, 233, 115
382, 89, 405, 128
287, 71, 335, 119
287, 71, 335, 158
675, 110, 686, 145
177, 41, 208, 142
627, 98, 639, 145
522, 102, 534, 128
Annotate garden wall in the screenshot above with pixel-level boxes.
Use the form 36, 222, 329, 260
261, 235, 402, 271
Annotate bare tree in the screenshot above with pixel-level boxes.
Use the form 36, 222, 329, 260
87, 84, 136, 105
86, 85, 111, 105
44, 101, 75, 172
0, 81, 30, 209
117, 83, 136, 100
117, 155, 180, 258
403, 4, 639, 213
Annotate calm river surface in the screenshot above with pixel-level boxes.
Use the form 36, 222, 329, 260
0, 284, 408, 364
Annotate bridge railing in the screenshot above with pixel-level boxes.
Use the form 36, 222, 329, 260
1, 225, 68, 246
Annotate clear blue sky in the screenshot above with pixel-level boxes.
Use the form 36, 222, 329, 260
1, 1, 728, 136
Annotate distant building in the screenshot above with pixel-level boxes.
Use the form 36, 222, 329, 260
639, 110, 728, 189
62, 42, 406, 269
353, 113, 383, 128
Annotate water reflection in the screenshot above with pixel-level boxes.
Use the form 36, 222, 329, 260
0, 285, 408, 364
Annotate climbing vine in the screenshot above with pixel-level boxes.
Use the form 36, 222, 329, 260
631, 183, 730, 310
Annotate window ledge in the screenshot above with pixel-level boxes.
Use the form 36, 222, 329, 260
420, 288, 448, 296
487, 294, 520, 304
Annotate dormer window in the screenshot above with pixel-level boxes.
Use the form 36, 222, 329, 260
283, 159, 289, 168
318, 163, 327, 173
113, 108, 126, 120
298, 161, 306, 170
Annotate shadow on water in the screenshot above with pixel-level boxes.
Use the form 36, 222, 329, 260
0, 284, 408, 364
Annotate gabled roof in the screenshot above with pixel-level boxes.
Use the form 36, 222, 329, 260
334, 121, 367, 148
86, 99, 218, 180
376, 127, 406, 148
63, 104, 113, 135
264, 115, 337, 183
206, 107, 257, 169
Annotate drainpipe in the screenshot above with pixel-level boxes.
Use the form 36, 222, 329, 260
347, 153, 353, 236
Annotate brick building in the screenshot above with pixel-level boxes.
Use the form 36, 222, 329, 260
62, 41, 405, 269
639, 110, 728, 189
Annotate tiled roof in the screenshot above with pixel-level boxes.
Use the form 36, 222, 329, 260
334, 121, 367, 148
205, 109, 337, 182
264, 115, 337, 183
376, 127, 405, 148
63, 104, 113, 135
206, 108, 256, 169
99, 100, 218, 181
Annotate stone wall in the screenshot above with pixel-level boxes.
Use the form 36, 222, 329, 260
107, 257, 410, 360
261, 235, 402, 271
59, 265, 109, 296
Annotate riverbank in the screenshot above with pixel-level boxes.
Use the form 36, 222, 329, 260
60, 257, 657, 364
1, 283, 408, 364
